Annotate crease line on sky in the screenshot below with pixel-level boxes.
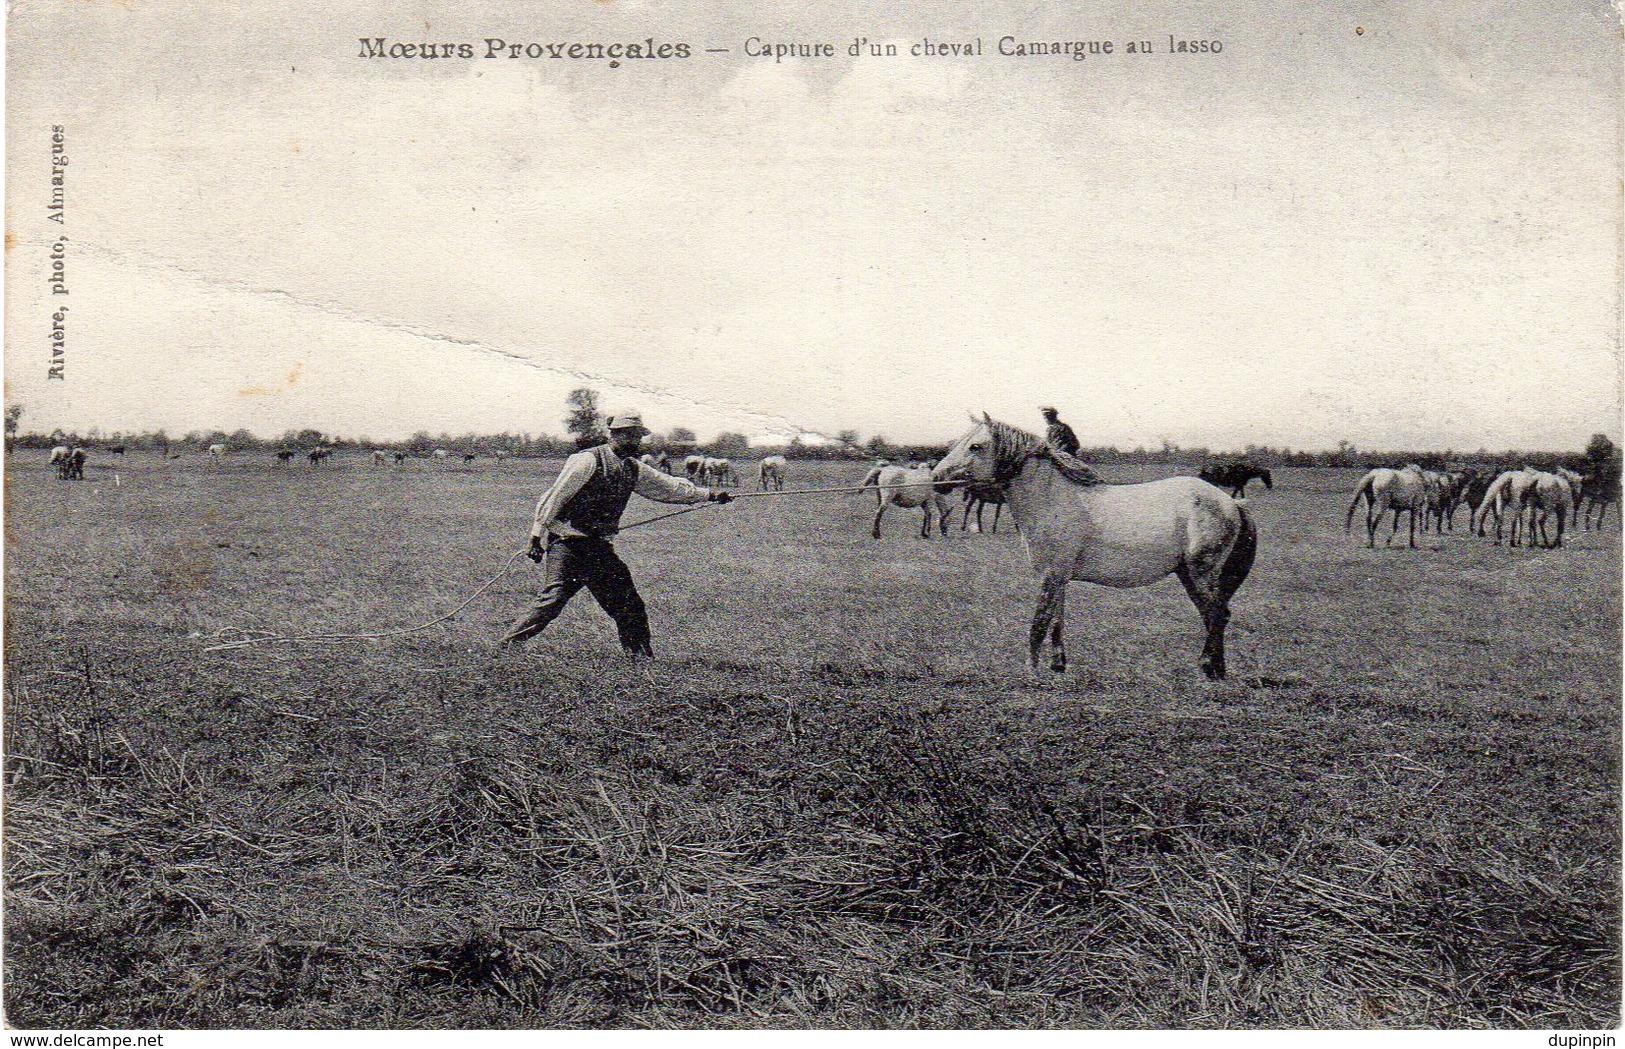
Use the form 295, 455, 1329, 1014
59, 237, 871, 448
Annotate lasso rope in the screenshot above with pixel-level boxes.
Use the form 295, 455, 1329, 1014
199, 477, 968, 653
201, 549, 529, 652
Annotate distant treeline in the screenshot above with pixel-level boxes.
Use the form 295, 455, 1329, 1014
5, 428, 1612, 471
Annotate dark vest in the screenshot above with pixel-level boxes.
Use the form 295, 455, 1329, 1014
558, 444, 638, 537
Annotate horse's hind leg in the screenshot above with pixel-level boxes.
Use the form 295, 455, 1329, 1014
1176, 565, 1232, 681
990, 502, 1002, 534
872, 502, 886, 539
1048, 583, 1068, 674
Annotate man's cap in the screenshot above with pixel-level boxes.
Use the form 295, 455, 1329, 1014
1040, 406, 1058, 415
606, 411, 648, 432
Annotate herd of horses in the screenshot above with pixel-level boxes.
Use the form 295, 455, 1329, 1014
32, 423, 1618, 681
1345, 463, 1618, 550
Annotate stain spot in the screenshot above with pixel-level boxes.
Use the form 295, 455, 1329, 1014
1355, 26, 1364, 35
4, 231, 14, 253
238, 360, 304, 397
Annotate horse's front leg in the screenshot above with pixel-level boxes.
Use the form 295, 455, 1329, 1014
1030, 575, 1066, 674
872, 501, 886, 539
919, 505, 931, 539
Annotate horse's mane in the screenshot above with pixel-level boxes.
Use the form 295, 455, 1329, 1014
984, 418, 1104, 486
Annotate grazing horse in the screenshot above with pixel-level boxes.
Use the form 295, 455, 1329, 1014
1476, 469, 1539, 545
1197, 462, 1273, 499
1345, 466, 1429, 548
49, 445, 71, 479
934, 416, 1255, 680
308, 446, 332, 466
961, 487, 1007, 533
684, 455, 706, 480
209, 443, 228, 459
1463, 469, 1504, 535
863, 463, 955, 539
431, 448, 449, 461
67, 447, 87, 479
759, 455, 787, 491
1433, 470, 1474, 532
393, 451, 407, 465
705, 457, 740, 487
274, 448, 296, 465
107, 444, 126, 455
1518, 472, 1574, 548
1556, 467, 1587, 512
462, 453, 477, 463
372, 449, 389, 466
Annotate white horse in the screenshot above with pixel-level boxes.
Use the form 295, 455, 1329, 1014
1475, 469, 1539, 546
934, 416, 1255, 680
209, 443, 228, 459
759, 455, 787, 491
684, 454, 706, 480
704, 457, 739, 487
1518, 471, 1574, 549
1555, 467, 1587, 510
862, 463, 955, 539
1345, 465, 1429, 548
372, 449, 389, 466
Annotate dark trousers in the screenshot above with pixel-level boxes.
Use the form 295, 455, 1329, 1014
501, 537, 653, 656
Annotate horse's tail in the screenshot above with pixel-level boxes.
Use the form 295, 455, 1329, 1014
1219, 504, 1258, 599
1345, 473, 1374, 532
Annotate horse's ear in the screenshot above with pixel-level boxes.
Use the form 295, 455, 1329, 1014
981, 411, 993, 426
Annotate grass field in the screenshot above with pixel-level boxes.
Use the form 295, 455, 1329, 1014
4, 450, 1620, 1028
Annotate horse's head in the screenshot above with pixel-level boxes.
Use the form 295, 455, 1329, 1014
934, 415, 1007, 497
1260, 467, 1274, 489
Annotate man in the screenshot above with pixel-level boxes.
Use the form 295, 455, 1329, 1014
1040, 406, 1081, 456
502, 412, 731, 656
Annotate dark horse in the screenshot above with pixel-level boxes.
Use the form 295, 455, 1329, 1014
1198, 462, 1273, 499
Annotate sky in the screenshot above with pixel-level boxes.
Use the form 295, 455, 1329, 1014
5, 0, 1621, 451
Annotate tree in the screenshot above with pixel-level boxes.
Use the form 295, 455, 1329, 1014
1586, 434, 1616, 467
565, 388, 603, 446
710, 432, 750, 456
865, 435, 890, 459
4, 404, 21, 454
667, 426, 697, 446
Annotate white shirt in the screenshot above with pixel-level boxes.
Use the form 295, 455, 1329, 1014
530, 449, 711, 539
